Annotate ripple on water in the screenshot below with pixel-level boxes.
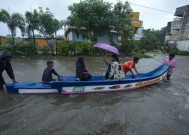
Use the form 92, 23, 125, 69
184, 97, 189, 109
1, 55, 189, 135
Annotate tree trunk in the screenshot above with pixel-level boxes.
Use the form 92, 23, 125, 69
32, 30, 36, 45
11, 31, 14, 44
45, 39, 50, 46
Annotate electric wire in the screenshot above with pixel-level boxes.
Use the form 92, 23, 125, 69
129, 2, 174, 14
116, 0, 174, 14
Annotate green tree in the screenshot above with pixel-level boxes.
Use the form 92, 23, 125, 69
110, 1, 134, 55
68, 0, 114, 42
112, 1, 134, 42
63, 16, 81, 41
157, 27, 167, 42
37, 7, 63, 38
53, 19, 64, 37
156, 26, 167, 47
0, 9, 25, 44
139, 27, 167, 51
25, 9, 40, 44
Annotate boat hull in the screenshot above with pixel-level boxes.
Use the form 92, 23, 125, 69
5, 82, 58, 94
5, 65, 169, 94
60, 75, 163, 94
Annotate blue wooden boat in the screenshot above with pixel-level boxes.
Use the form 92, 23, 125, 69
5, 65, 170, 94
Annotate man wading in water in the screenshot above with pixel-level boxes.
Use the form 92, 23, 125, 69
0, 51, 17, 90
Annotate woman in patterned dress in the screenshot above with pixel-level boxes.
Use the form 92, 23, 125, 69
108, 54, 125, 80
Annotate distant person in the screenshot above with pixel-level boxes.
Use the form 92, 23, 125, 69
163, 53, 176, 80
49, 39, 54, 55
122, 57, 140, 78
0, 51, 17, 90
42, 60, 60, 83
107, 54, 125, 80
76, 56, 92, 81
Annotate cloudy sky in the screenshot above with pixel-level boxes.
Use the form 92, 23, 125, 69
0, 0, 188, 37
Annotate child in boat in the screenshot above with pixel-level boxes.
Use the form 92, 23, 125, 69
76, 56, 92, 81
122, 57, 140, 78
163, 53, 176, 80
107, 54, 125, 80
42, 60, 60, 83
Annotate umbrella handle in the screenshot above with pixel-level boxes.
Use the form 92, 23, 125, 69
103, 58, 109, 65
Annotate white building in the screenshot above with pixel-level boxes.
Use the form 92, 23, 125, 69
165, 5, 189, 51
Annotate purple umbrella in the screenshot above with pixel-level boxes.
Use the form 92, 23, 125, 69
94, 43, 120, 55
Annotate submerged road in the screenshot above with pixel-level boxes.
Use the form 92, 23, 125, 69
0, 54, 189, 135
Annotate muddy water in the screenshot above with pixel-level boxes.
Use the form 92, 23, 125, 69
0, 54, 189, 135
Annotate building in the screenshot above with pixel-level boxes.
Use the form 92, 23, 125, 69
165, 5, 189, 51
131, 12, 143, 40
64, 12, 143, 43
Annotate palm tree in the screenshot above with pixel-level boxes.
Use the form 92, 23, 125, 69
25, 10, 39, 44
63, 16, 80, 41
63, 16, 90, 41
53, 19, 64, 37
0, 9, 25, 44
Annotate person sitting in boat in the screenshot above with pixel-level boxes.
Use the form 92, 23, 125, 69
76, 56, 92, 81
0, 51, 17, 90
163, 53, 176, 80
122, 57, 140, 78
107, 54, 125, 80
42, 60, 60, 83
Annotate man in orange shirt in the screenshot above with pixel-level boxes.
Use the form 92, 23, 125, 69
122, 57, 139, 78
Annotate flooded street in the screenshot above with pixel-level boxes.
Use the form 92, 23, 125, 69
0, 54, 189, 135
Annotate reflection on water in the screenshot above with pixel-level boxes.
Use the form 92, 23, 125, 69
1, 54, 189, 135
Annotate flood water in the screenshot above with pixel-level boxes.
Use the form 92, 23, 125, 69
0, 54, 189, 135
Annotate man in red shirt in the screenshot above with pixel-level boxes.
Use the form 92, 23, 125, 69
122, 57, 139, 78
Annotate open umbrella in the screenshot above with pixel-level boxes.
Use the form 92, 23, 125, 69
94, 43, 120, 55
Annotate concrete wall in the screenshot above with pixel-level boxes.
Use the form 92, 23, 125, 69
69, 32, 89, 42
68, 32, 119, 44
182, 24, 189, 40
97, 34, 118, 44
177, 40, 189, 51
165, 5, 189, 51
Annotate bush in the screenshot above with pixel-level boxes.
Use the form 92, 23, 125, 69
1, 42, 14, 54
171, 49, 189, 56
140, 49, 146, 54
15, 41, 38, 55
38, 46, 52, 55
58, 41, 70, 55
74, 42, 94, 55
119, 40, 140, 56
1, 41, 39, 55
58, 41, 94, 55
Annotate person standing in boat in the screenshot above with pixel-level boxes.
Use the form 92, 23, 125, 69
76, 56, 92, 81
122, 57, 140, 78
0, 51, 17, 90
108, 54, 125, 80
163, 53, 176, 80
42, 60, 60, 83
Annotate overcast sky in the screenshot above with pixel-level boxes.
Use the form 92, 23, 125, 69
0, 0, 189, 37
